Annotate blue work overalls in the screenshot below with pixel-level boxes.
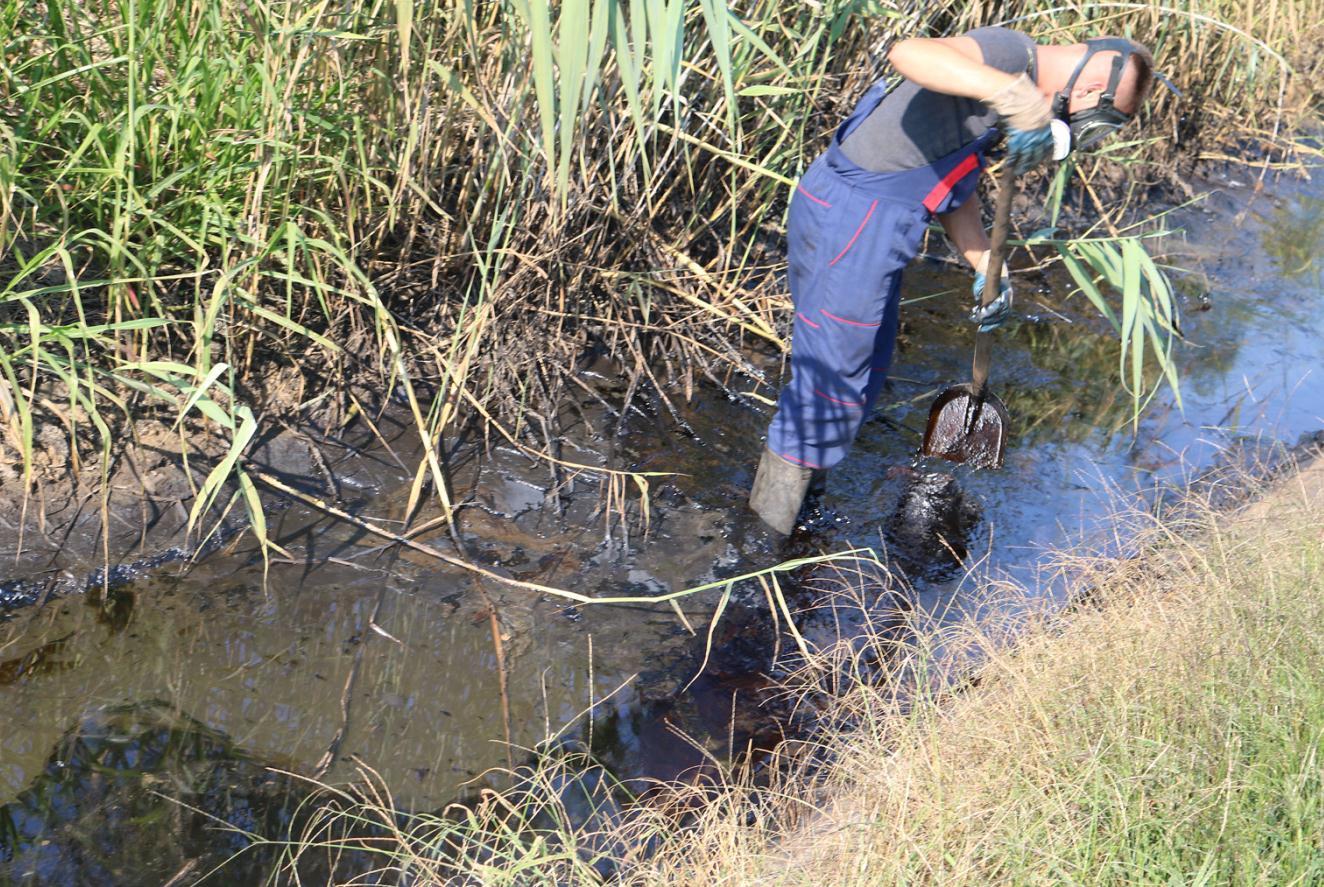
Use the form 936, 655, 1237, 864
765, 82, 998, 470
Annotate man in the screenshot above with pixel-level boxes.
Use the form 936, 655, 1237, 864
749, 28, 1156, 534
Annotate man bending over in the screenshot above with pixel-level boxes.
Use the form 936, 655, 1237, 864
749, 28, 1156, 534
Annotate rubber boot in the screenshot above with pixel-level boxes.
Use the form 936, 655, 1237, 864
748, 447, 814, 535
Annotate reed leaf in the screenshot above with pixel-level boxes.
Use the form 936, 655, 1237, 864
699, 0, 737, 135
186, 403, 258, 534
555, 0, 590, 196
513, 0, 558, 190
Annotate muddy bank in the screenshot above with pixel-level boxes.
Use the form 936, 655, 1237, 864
0, 146, 1306, 612
0, 413, 332, 612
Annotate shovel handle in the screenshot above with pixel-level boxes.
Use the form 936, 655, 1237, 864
971, 161, 1018, 397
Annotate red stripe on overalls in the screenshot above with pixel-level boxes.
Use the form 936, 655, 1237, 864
780, 451, 824, 469
820, 308, 880, 328
796, 185, 831, 208
813, 389, 864, 408
922, 153, 980, 213
828, 199, 878, 266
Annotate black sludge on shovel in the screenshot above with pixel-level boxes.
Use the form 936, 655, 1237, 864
922, 383, 1009, 470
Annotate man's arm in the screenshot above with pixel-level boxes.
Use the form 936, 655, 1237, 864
886, 36, 1018, 100
937, 196, 991, 270
940, 195, 1013, 331
890, 35, 1053, 176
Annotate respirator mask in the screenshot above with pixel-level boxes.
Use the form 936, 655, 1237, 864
1048, 37, 1143, 161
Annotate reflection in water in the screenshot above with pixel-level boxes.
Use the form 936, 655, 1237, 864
0, 702, 362, 885
0, 636, 74, 687
87, 583, 136, 634
1009, 320, 1153, 443
1262, 195, 1324, 279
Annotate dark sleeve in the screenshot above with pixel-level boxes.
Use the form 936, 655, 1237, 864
966, 27, 1037, 78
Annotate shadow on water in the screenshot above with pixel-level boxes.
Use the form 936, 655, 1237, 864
3, 167, 1324, 881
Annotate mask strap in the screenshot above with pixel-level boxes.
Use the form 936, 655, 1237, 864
1053, 38, 1138, 118
1052, 49, 1094, 119
1099, 46, 1129, 109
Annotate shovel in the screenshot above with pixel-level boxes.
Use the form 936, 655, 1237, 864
921, 160, 1016, 470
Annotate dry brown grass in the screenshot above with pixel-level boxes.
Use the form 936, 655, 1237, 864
607, 454, 1324, 885
262, 454, 1324, 885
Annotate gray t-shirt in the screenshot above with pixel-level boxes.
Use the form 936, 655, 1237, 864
839, 28, 1037, 173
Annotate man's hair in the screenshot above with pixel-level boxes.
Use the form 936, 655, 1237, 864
1116, 40, 1155, 115
1072, 38, 1155, 115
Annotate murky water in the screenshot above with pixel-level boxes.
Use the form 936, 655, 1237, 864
2, 165, 1322, 883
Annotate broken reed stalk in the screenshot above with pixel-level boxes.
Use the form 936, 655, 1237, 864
246, 466, 578, 598
244, 460, 880, 686
485, 602, 516, 773
244, 463, 868, 608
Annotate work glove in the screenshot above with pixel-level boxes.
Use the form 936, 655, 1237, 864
970, 251, 1013, 332
984, 73, 1054, 174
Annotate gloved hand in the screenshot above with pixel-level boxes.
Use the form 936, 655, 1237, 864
984, 72, 1054, 174
971, 252, 1013, 332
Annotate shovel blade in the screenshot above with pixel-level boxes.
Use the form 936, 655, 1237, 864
921, 384, 1010, 470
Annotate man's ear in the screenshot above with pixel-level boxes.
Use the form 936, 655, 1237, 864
1067, 80, 1107, 112
1071, 78, 1106, 99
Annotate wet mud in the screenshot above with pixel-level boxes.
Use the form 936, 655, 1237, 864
883, 468, 982, 580
2, 163, 1323, 883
